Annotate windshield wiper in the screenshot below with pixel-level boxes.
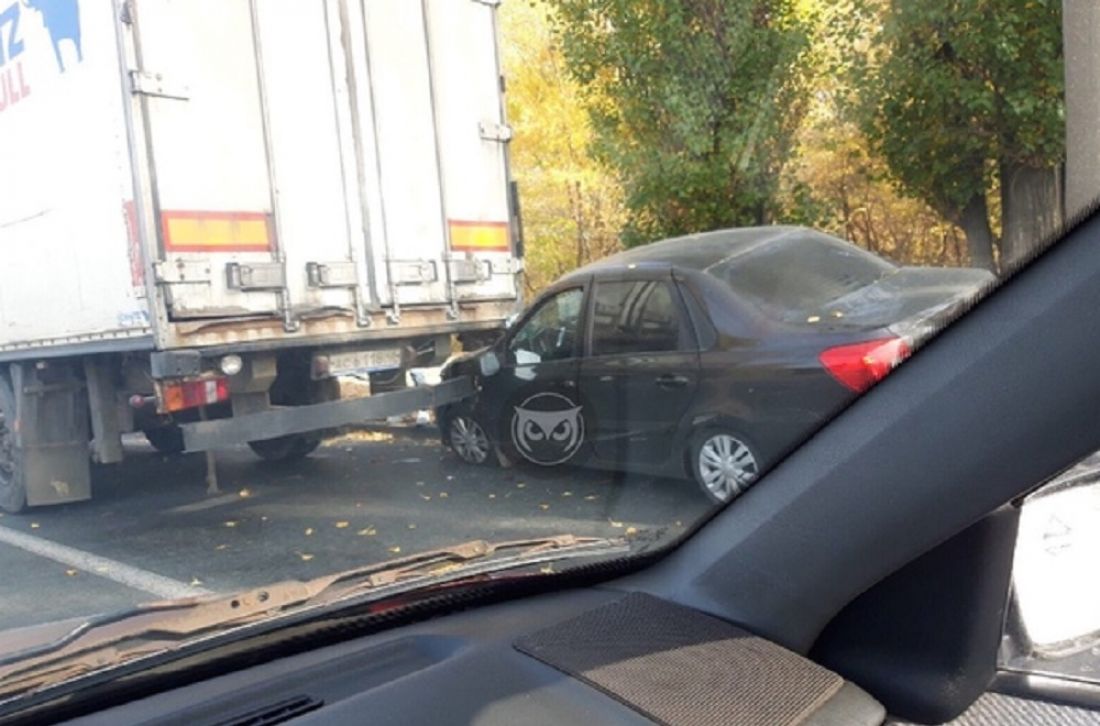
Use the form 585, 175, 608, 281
0, 534, 626, 701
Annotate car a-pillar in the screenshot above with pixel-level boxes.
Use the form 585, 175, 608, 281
0, 360, 93, 514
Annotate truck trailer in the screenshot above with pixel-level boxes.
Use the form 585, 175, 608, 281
0, 0, 522, 512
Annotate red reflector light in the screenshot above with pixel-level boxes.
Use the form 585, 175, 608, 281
819, 337, 911, 393
159, 377, 231, 413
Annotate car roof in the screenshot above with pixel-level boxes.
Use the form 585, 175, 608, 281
558, 225, 810, 284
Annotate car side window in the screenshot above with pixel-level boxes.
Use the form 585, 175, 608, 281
590, 280, 692, 356
508, 288, 584, 364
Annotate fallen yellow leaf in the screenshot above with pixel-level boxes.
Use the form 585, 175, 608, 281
30, 523, 40, 529
223, 520, 238, 528
540, 565, 555, 575
215, 544, 228, 551
65, 569, 78, 577
608, 519, 624, 528
420, 494, 432, 501
189, 577, 203, 586
584, 495, 598, 501
625, 526, 638, 536
516, 482, 526, 489
358, 527, 377, 536
407, 523, 417, 530
439, 492, 449, 498
488, 493, 496, 499
299, 553, 314, 562
304, 527, 314, 536
335, 521, 349, 529
539, 503, 550, 511
388, 546, 402, 554
238, 488, 251, 498
562, 491, 573, 497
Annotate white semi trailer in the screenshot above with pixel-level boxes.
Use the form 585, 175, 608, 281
0, 0, 523, 511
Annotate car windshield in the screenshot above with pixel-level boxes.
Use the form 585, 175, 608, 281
0, 0, 1093, 704
708, 232, 897, 319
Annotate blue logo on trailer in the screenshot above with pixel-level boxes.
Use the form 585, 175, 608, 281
24, 0, 82, 73
0, 0, 82, 113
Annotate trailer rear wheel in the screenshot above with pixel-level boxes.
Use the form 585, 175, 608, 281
144, 426, 186, 455
248, 434, 322, 462
0, 383, 27, 514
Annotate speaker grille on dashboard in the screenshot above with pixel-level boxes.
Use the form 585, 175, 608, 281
515, 593, 844, 726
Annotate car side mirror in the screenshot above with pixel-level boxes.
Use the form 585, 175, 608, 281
479, 351, 501, 377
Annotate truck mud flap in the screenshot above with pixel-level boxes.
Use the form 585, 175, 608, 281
180, 376, 474, 452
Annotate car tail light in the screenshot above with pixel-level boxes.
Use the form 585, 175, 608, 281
158, 377, 230, 413
819, 337, 911, 393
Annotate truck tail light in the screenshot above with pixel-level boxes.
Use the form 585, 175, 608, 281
159, 377, 230, 413
819, 337, 911, 393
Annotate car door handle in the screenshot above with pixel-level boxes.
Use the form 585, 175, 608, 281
655, 374, 690, 388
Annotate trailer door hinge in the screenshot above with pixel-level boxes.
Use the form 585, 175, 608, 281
226, 262, 286, 291
306, 261, 358, 288
153, 260, 212, 284
130, 70, 190, 100
478, 121, 513, 143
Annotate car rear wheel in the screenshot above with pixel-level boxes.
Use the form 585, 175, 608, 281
690, 430, 761, 505
447, 413, 494, 466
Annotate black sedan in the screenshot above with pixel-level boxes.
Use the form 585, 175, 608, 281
437, 227, 993, 503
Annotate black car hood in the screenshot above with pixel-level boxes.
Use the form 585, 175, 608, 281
816, 266, 995, 333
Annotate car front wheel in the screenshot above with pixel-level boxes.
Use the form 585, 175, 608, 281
446, 413, 495, 466
690, 430, 761, 505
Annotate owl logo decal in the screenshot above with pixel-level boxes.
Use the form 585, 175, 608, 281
511, 392, 585, 466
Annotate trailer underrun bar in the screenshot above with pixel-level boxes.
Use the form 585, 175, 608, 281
181, 376, 474, 452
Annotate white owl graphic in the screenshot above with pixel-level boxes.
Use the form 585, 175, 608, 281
511, 393, 585, 465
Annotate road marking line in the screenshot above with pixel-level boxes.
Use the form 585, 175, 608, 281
0, 525, 211, 600
166, 493, 241, 514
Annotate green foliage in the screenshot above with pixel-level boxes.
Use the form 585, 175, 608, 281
549, 0, 816, 247
502, 0, 625, 294
849, 0, 1064, 218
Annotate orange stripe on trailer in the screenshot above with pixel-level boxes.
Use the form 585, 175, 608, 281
449, 220, 510, 252
162, 211, 274, 253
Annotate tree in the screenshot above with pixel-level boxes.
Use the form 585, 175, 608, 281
501, 0, 625, 294
550, 0, 816, 246
783, 98, 968, 268
780, 1, 967, 268
849, 0, 1064, 271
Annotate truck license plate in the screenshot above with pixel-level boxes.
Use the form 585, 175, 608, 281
317, 349, 403, 377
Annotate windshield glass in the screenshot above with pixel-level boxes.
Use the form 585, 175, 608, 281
0, 0, 1089, 703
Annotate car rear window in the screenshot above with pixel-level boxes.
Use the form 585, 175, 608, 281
708, 233, 896, 319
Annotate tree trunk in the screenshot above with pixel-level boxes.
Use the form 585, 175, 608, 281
1063, 0, 1100, 220
1000, 162, 1063, 269
956, 195, 996, 272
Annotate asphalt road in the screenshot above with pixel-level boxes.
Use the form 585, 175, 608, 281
0, 425, 711, 632
2, 423, 1098, 688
